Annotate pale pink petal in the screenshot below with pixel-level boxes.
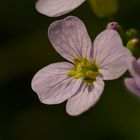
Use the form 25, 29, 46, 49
126, 57, 140, 78
124, 78, 140, 97
66, 77, 104, 116
133, 58, 140, 76
48, 16, 92, 62
125, 56, 136, 77
36, 0, 85, 17
93, 29, 131, 80
99, 48, 131, 80
137, 58, 140, 65
31, 62, 82, 104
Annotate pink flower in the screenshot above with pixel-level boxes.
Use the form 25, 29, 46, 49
31, 16, 130, 116
124, 58, 140, 97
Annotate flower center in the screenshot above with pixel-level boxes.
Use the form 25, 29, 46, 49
67, 58, 99, 83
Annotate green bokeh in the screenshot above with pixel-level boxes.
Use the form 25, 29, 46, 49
0, 0, 140, 140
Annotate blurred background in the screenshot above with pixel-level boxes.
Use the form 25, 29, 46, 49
0, 0, 140, 140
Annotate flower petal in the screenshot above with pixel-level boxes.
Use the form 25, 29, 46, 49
93, 29, 131, 80
31, 62, 82, 104
48, 16, 92, 62
125, 57, 140, 79
36, 0, 85, 17
133, 58, 140, 76
125, 56, 136, 77
66, 77, 104, 116
124, 78, 140, 97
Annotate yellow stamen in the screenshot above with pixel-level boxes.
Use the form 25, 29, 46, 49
67, 70, 77, 77
86, 71, 98, 79
74, 73, 84, 79
67, 58, 99, 83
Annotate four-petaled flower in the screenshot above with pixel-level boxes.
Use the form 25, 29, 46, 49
125, 58, 140, 97
31, 16, 130, 116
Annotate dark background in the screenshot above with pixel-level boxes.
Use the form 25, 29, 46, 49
1, 0, 140, 140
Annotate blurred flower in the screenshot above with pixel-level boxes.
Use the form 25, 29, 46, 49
124, 58, 140, 97
36, 0, 118, 17
31, 16, 130, 116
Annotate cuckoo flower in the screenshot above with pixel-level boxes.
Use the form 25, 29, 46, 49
32, 16, 130, 116
124, 58, 140, 97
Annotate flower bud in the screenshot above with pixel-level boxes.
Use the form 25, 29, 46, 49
126, 38, 140, 57
106, 22, 119, 30
125, 28, 140, 42
106, 22, 123, 38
